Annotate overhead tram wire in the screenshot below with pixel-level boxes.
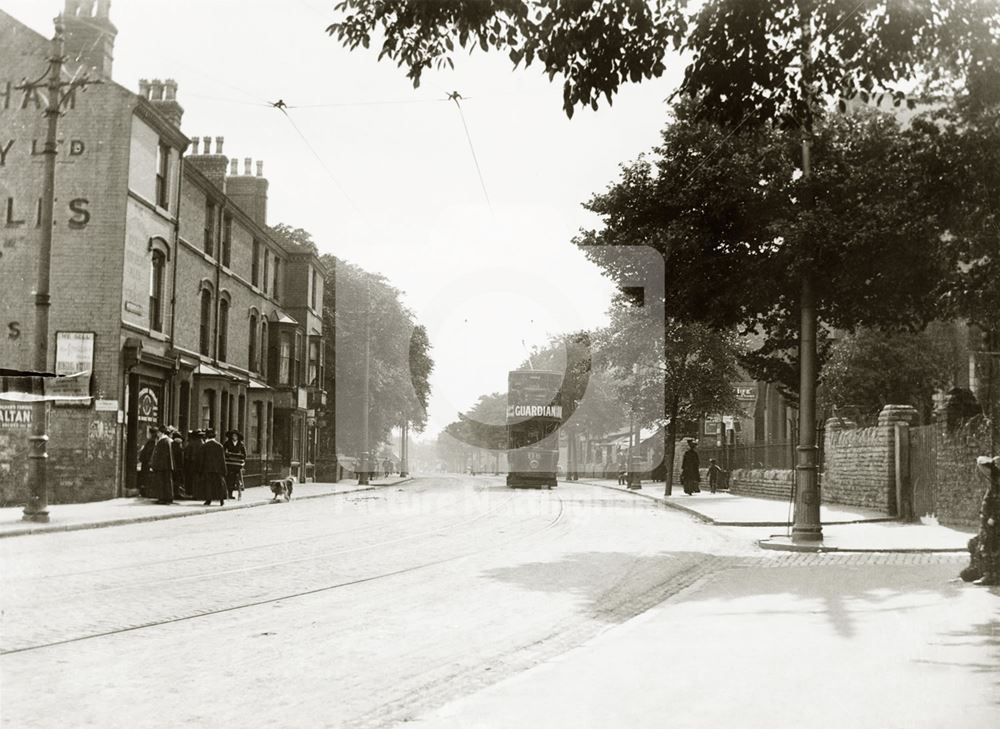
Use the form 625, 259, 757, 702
270, 102, 373, 233
448, 90, 494, 216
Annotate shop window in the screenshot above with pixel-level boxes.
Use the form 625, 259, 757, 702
248, 313, 258, 371
217, 298, 230, 362
156, 142, 170, 209
149, 250, 166, 332
199, 289, 213, 356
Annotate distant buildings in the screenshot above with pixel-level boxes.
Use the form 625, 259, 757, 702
0, 2, 327, 504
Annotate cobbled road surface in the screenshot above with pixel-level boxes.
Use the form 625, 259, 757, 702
0, 476, 977, 729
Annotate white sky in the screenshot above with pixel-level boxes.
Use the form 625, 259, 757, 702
2, 0, 686, 436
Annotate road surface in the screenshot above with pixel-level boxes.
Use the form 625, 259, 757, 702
1, 475, 994, 728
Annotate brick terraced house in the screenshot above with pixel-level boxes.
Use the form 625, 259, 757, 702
0, 2, 327, 504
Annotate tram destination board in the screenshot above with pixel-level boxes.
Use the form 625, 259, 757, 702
506, 370, 563, 488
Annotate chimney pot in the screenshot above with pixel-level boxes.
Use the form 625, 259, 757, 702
150, 79, 164, 101
230, 159, 239, 175
190, 137, 200, 154
202, 136, 212, 153
215, 136, 225, 155
244, 157, 252, 176
96, 0, 111, 18
164, 78, 177, 101
63, 0, 80, 17
256, 161, 263, 177
138, 78, 150, 98
80, 0, 95, 17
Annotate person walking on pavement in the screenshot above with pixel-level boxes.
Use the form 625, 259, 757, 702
200, 428, 227, 506
224, 430, 247, 500
681, 439, 701, 495
151, 424, 174, 505
137, 427, 156, 498
170, 429, 186, 499
185, 430, 205, 502
616, 449, 627, 485
707, 458, 723, 494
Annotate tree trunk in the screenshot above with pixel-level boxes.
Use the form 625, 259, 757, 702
664, 395, 679, 496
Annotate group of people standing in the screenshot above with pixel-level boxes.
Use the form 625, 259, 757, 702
138, 427, 247, 507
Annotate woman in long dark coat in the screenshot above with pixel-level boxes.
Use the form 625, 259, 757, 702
680, 440, 701, 495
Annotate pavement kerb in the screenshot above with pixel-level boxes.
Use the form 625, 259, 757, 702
577, 478, 970, 554
577, 479, 714, 524
577, 478, 901, 527
0, 478, 415, 539
756, 537, 967, 554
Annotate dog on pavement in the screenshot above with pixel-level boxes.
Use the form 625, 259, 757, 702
269, 475, 295, 502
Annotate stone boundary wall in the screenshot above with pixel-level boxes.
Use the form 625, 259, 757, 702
730, 468, 794, 501
821, 406, 917, 514
823, 425, 894, 511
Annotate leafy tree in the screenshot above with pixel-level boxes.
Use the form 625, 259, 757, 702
819, 327, 953, 425
270, 223, 319, 253
578, 103, 952, 392
322, 255, 434, 459
598, 297, 742, 494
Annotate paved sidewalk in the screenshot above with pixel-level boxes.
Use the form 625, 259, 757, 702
0, 476, 413, 538
579, 478, 974, 553
406, 555, 999, 729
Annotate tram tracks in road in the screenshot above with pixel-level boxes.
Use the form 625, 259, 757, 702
3, 485, 520, 590
0, 493, 566, 656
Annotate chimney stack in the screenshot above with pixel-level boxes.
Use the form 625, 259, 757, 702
61, 0, 118, 80
226, 157, 269, 226
186, 134, 228, 191
142, 77, 183, 127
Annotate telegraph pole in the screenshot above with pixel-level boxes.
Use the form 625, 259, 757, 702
358, 278, 371, 485
791, 1, 823, 542
19, 19, 98, 522
400, 420, 409, 477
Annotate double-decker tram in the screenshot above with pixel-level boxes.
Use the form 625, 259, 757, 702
506, 369, 563, 488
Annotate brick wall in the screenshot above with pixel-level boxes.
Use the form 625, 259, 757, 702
917, 419, 992, 527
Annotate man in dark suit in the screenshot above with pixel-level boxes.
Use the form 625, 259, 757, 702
184, 430, 205, 501
200, 428, 227, 507
151, 424, 174, 505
